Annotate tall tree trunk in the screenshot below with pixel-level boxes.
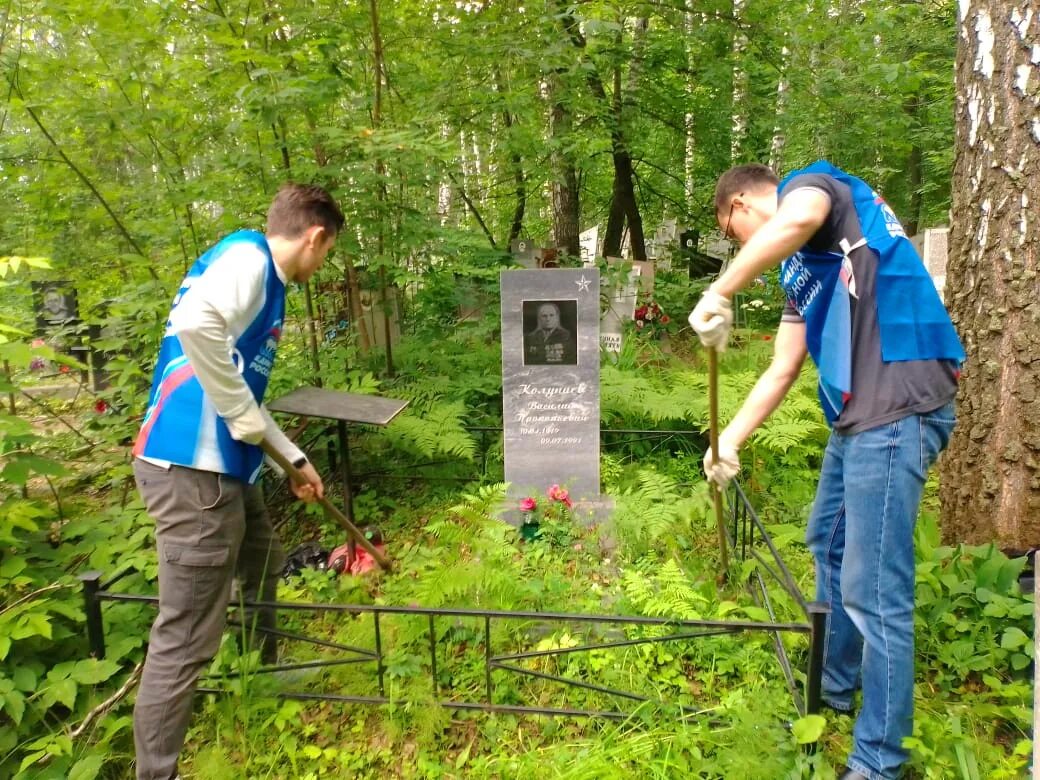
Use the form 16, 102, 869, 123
684, 1, 698, 207
940, 0, 1040, 548
730, 0, 747, 162
904, 91, 924, 237
769, 46, 790, 172
597, 17, 648, 262
548, 81, 581, 257
437, 125, 453, 225
370, 0, 394, 377
494, 67, 526, 244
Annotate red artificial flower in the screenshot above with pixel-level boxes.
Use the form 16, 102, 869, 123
660, 315, 670, 324
94, 399, 109, 414
762, 334, 773, 341
59, 364, 70, 373
520, 497, 537, 512
547, 484, 573, 508
634, 306, 648, 320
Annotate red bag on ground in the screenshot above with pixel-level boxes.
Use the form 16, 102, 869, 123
327, 527, 385, 576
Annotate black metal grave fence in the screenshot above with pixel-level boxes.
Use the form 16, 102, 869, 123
80, 481, 826, 729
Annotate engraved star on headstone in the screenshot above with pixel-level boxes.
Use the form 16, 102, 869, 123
575, 275, 592, 292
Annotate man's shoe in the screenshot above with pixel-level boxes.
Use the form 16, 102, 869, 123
821, 700, 855, 717
838, 768, 869, 780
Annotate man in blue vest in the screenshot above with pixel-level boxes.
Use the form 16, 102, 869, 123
690, 162, 963, 780
132, 183, 344, 780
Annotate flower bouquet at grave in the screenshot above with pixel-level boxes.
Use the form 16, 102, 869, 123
518, 484, 574, 543
633, 299, 671, 339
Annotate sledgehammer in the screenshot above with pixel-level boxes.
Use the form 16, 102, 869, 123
261, 440, 393, 572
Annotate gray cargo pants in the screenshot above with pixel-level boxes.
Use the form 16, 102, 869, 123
132, 459, 285, 780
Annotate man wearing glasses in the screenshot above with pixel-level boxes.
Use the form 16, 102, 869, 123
689, 162, 964, 780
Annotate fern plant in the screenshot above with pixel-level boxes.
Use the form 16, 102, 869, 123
620, 558, 711, 620
375, 399, 477, 462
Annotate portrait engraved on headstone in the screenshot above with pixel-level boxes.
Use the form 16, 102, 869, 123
32, 281, 79, 331
523, 300, 578, 366
682, 230, 727, 279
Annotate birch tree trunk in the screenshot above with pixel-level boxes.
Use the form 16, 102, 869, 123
684, 2, 698, 205
940, 0, 1040, 548
730, 0, 747, 162
769, 46, 790, 171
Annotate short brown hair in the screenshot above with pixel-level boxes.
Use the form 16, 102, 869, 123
266, 183, 345, 238
714, 164, 780, 213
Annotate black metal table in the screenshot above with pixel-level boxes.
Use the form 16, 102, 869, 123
267, 387, 409, 526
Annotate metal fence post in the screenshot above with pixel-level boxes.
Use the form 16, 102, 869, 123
803, 601, 830, 755
806, 602, 829, 716
79, 571, 106, 659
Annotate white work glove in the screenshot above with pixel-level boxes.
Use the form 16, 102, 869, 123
688, 289, 734, 351
703, 441, 740, 488
225, 403, 266, 445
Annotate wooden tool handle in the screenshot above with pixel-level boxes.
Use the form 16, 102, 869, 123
707, 347, 730, 580
260, 440, 393, 572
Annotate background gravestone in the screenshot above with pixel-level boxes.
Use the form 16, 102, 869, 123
579, 226, 599, 266
357, 284, 401, 349
510, 238, 538, 269
632, 259, 655, 296
600, 313, 623, 359
501, 269, 603, 511
911, 227, 949, 301
682, 230, 729, 278
653, 220, 678, 271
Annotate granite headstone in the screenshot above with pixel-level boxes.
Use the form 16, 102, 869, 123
501, 269, 602, 509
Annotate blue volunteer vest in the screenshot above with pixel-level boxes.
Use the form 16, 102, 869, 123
133, 230, 285, 482
778, 161, 964, 422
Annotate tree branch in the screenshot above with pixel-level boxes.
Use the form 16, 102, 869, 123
70, 662, 144, 740
7, 75, 154, 278
447, 172, 498, 249
0, 583, 71, 618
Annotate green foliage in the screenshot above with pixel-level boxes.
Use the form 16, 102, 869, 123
0, 1, 996, 776
0, 258, 152, 776
915, 510, 1034, 683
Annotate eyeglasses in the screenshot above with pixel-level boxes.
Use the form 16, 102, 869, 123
722, 199, 739, 242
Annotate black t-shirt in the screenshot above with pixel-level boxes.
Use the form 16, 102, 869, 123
779, 174, 958, 434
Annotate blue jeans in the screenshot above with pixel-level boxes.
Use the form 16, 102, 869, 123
805, 403, 955, 780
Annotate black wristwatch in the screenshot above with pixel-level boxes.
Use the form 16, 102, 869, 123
291, 455, 308, 469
